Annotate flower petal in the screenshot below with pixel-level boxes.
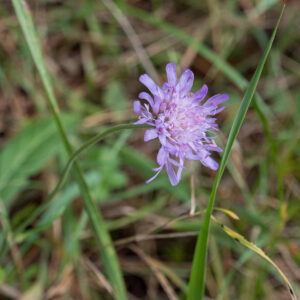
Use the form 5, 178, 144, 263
202, 156, 219, 170
177, 166, 183, 182
157, 147, 167, 166
211, 106, 226, 115
139, 92, 154, 107
204, 94, 229, 107
166, 62, 177, 86
139, 74, 162, 98
146, 166, 163, 184
166, 161, 178, 186
144, 129, 158, 142
205, 145, 223, 152
193, 84, 208, 103
158, 133, 167, 146
152, 96, 162, 114
176, 157, 184, 182
133, 101, 141, 113
177, 69, 194, 95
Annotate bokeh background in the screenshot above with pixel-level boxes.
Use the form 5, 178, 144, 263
0, 0, 299, 299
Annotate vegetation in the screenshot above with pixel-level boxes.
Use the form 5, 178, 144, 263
0, 1, 299, 299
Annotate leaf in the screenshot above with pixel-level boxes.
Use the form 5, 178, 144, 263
187, 6, 286, 300
103, 81, 128, 110
13, 124, 150, 244
0, 115, 78, 206
0, 267, 5, 284
38, 172, 100, 231
12, 1, 128, 298
212, 216, 297, 300
20, 281, 43, 300
20, 260, 47, 300
215, 207, 240, 220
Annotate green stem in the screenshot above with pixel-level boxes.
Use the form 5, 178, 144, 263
187, 6, 285, 300
16, 124, 150, 235
12, 1, 130, 298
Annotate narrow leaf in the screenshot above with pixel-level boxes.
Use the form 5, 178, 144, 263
212, 216, 297, 300
12, 1, 127, 298
214, 208, 240, 220
187, 6, 285, 300
0, 116, 77, 206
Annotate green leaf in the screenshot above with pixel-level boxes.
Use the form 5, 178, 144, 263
38, 172, 100, 230
103, 80, 128, 110
0, 116, 77, 206
0, 267, 5, 284
212, 216, 297, 300
14, 124, 150, 242
12, 1, 128, 298
187, 5, 286, 300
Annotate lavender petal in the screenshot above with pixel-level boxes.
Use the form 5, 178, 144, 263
166, 161, 178, 186
139, 74, 162, 98
144, 129, 158, 141
202, 156, 219, 170
133, 101, 141, 114
157, 147, 167, 166
166, 62, 177, 86
146, 166, 163, 183
193, 84, 208, 103
204, 94, 229, 107
177, 69, 194, 96
139, 92, 154, 107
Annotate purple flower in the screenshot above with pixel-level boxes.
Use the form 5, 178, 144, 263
134, 62, 228, 186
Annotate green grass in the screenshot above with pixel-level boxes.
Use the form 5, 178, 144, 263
187, 6, 285, 300
12, 1, 128, 299
0, 0, 299, 299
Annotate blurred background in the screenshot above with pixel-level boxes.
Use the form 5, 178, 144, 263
0, 0, 299, 299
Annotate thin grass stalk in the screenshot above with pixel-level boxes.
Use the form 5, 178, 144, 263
12, 1, 127, 299
15, 124, 150, 236
187, 5, 285, 300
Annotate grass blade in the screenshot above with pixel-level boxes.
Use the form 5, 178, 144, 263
12, 1, 127, 298
187, 5, 285, 300
0, 116, 77, 206
15, 124, 149, 237
212, 216, 297, 300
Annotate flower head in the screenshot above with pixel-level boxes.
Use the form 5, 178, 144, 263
134, 62, 228, 186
